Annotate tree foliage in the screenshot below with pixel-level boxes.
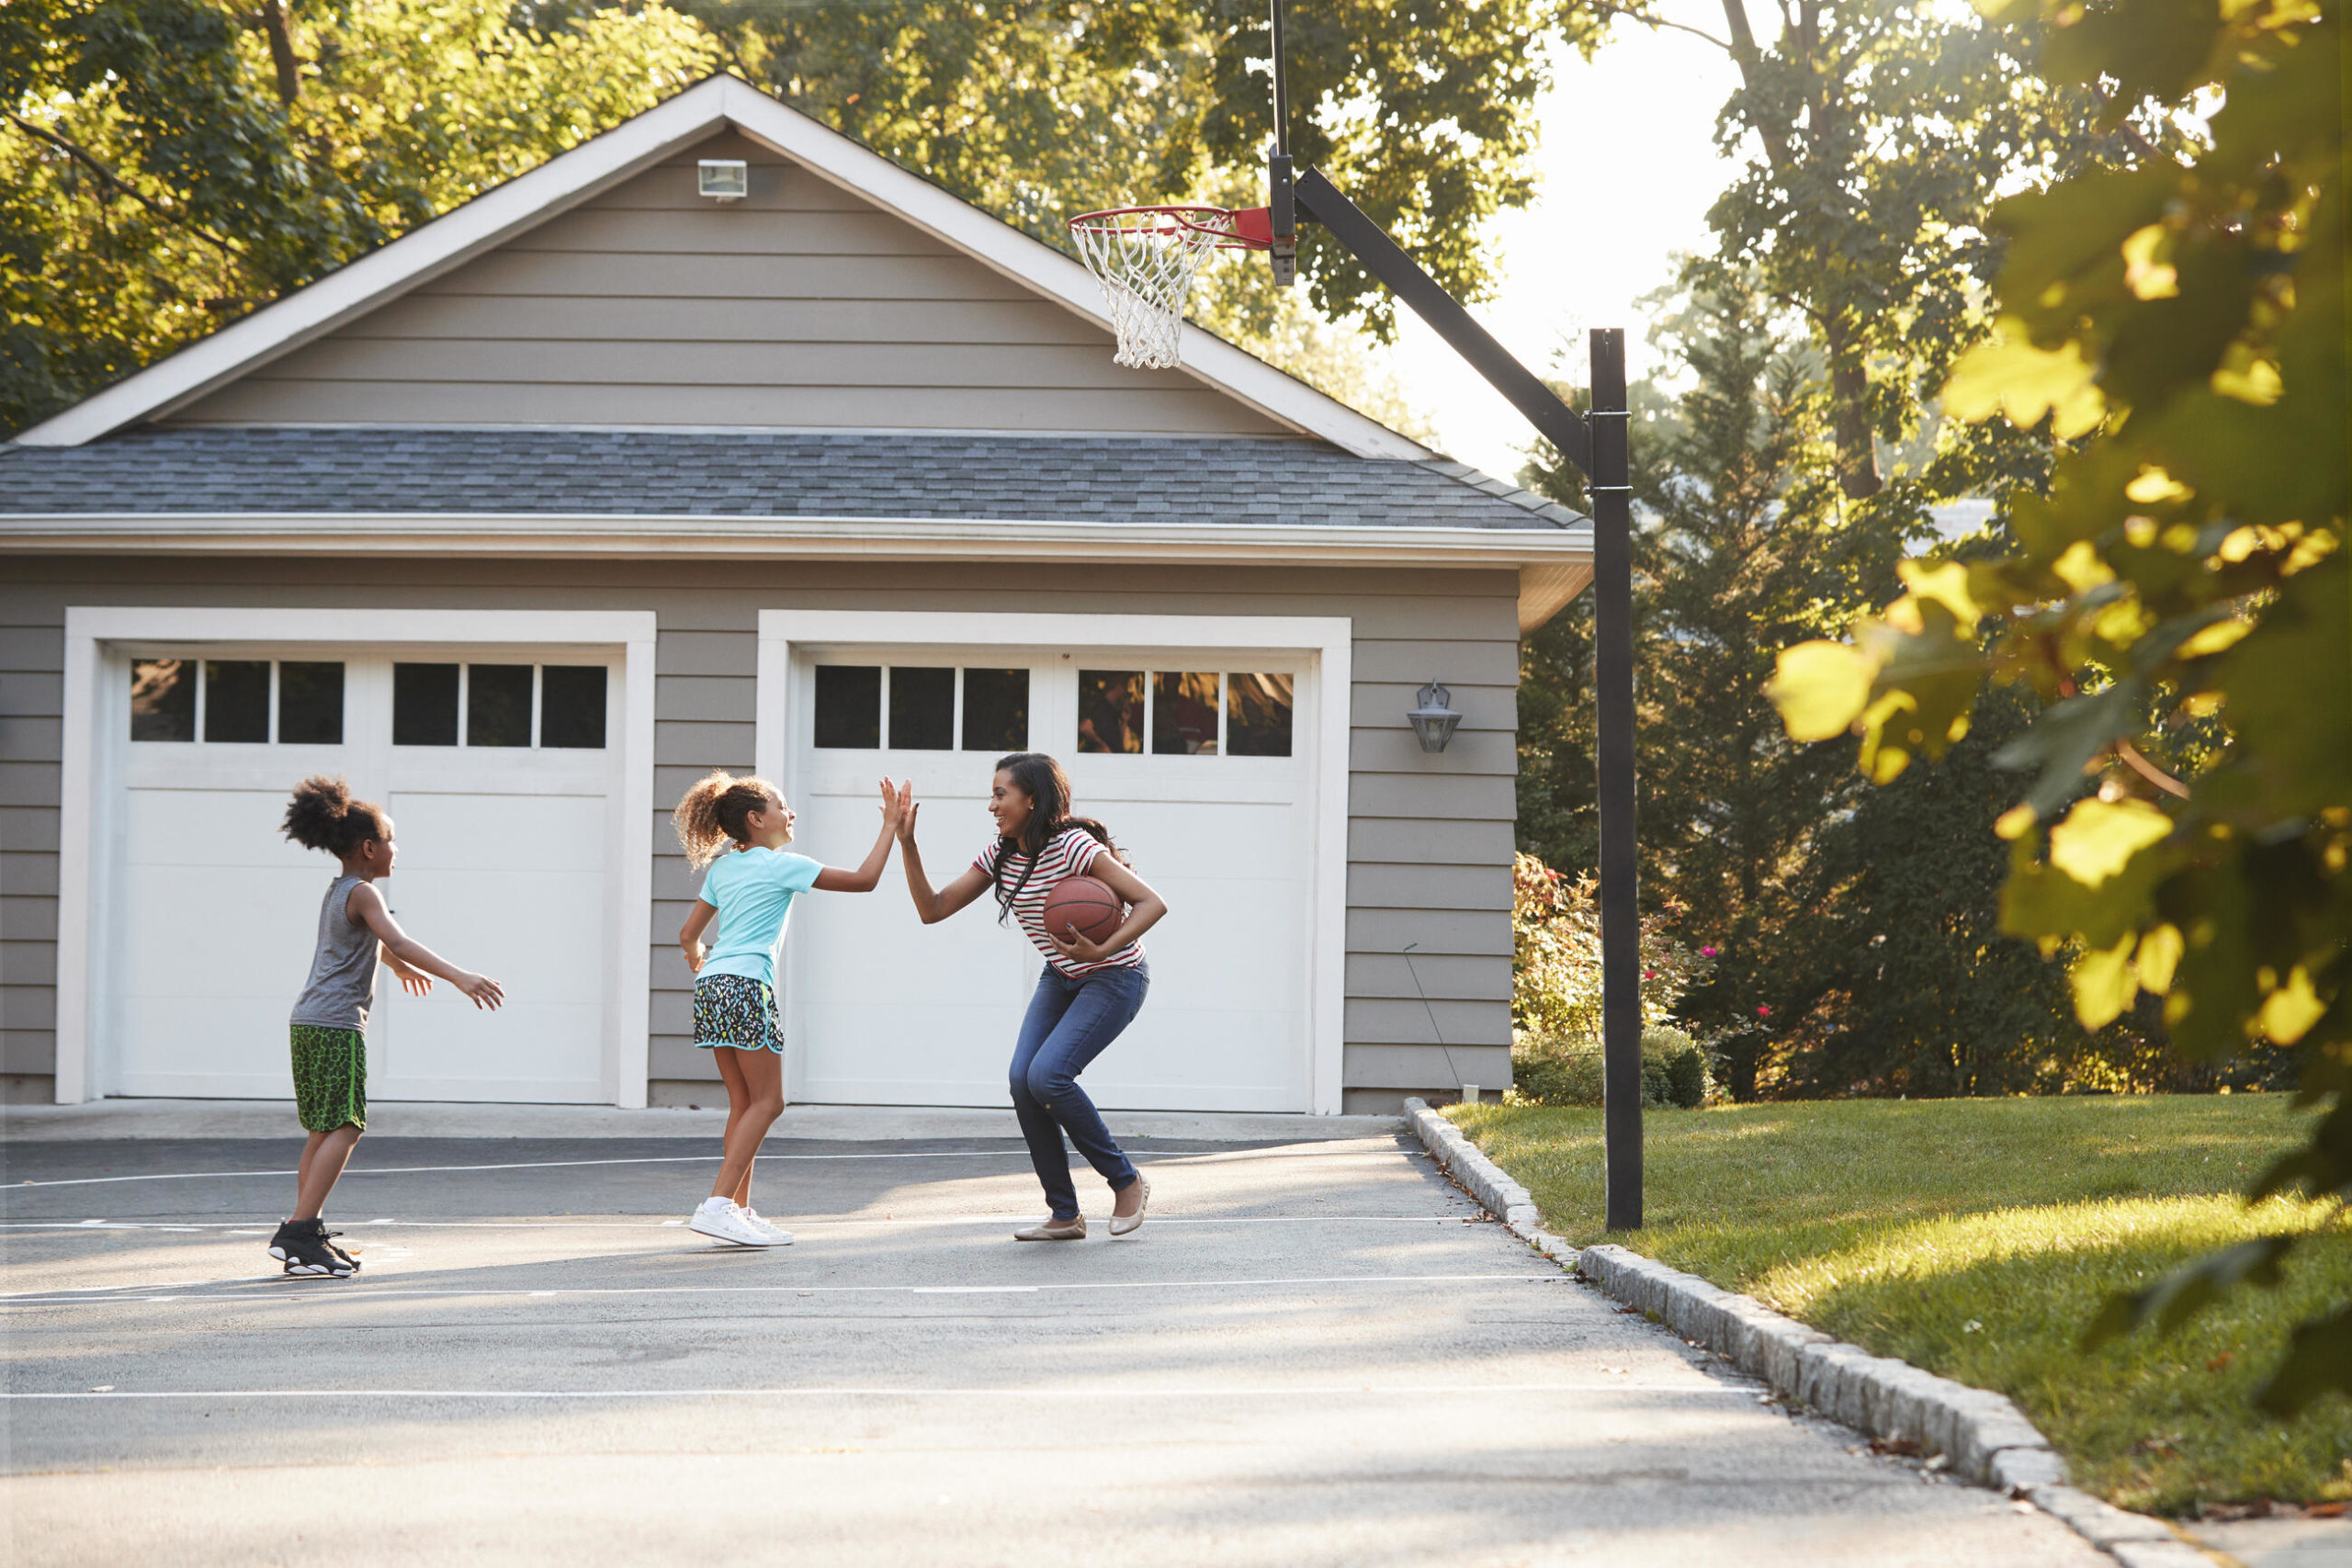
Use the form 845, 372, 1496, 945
1767, 0, 2346, 1413
1, 0, 720, 434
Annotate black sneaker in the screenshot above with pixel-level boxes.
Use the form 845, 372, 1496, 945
319, 1225, 360, 1269
266, 1219, 297, 1264
274, 1219, 356, 1278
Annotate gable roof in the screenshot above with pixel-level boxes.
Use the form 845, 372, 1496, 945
13, 75, 1424, 459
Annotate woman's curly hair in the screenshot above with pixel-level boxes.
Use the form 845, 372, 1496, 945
673, 771, 780, 871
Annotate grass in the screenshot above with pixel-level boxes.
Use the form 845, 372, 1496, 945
1447, 1094, 2352, 1515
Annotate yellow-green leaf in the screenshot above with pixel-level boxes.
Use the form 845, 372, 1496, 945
1944, 318, 2107, 439
2071, 932, 2139, 1029
1769, 640, 1876, 741
2047, 797, 2174, 887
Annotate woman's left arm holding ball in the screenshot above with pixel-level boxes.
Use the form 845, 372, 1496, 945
1048, 850, 1167, 964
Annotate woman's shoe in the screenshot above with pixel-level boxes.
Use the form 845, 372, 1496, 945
688, 1197, 777, 1247
741, 1207, 796, 1245
1108, 1176, 1150, 1237
1013, 1215, 1086, 1241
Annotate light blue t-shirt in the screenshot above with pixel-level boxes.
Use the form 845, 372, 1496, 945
697, 848, 823, 989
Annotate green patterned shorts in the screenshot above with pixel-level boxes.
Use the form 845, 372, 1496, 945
289, 1024, 368, 1133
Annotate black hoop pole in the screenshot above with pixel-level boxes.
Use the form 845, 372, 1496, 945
1270, 0, 1291, 159
1589, 328, 1642, 1233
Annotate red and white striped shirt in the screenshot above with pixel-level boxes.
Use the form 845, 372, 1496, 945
974, 826, 1145, 978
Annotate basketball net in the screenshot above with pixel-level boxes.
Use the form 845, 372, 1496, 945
1068, 207, 1250, 370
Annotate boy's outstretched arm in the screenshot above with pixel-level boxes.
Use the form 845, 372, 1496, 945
349, 882, 504, 1010
813, 776, 904, 892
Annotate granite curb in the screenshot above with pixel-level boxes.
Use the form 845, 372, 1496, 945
1399, 1098, 2217, 1568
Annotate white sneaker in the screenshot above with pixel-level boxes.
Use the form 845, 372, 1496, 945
687, 1198, 775, 1248
741, 1207, 796, 1246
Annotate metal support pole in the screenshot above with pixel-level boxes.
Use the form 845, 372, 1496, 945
1589, 327, 1642, 1232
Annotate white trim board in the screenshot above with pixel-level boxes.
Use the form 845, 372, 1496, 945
0, 516, 1592, 632
13, 76, 1424, 461
752, 610, 1352, 1115
52, 607, 659, 1108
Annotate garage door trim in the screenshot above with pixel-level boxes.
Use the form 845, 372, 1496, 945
55, 605, 659, 1106
753, 610, 1352, 1115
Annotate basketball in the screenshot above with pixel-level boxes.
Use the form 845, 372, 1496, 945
1042, 875, 1123, 943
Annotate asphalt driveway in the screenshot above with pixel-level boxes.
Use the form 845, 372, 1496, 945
1, 1128, 2109, 1565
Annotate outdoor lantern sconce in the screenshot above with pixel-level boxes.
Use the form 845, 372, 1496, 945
1408, 681, 1463, 753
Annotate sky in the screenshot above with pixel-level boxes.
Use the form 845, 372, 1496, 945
1379, 3, 1747, 479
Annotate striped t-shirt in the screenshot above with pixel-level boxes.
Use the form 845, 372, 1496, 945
975, 825, 1145, 978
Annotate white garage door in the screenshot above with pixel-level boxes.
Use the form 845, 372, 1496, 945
103, 649, 622, 1103
784, 648, 1315, 1111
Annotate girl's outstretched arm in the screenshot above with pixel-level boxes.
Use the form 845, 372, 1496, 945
813, 776, 903, 892
349, 882, 504, 1010
1046, 852, 1168, 966
896, 794, 991, 924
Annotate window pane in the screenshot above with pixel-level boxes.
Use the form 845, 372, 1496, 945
888, 667, 955, 750
814, 665, 881, 749
467, 664, 533, 748
201, 660, 270, 743
130, 659, 194, 742
393, 662, 459, 746
1226, 672, 1294, 757
277, 661, 344, 744
961, 668, 1029, 753
1077, 671, 1144, 754
539, 665, 606, 750
1152, 672, 1220, 754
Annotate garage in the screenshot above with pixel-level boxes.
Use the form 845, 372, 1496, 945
63, 608, 656, 1106
760, 612, 1349, 1114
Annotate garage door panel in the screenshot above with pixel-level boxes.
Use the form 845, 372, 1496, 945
123, 867, 320, 1000
797, 1000, 1026, 1105
386, 792, 608, 872
124, 788, 316, 868
112, 996, 296, 1089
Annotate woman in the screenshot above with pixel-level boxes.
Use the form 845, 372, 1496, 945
898, 753, 1167, 1239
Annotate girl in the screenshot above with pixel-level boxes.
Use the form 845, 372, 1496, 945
275, 774, 504, 1278
897, 753, 1167, 1240
674, 771, 902, 1247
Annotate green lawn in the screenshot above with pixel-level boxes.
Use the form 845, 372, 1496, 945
1448, 1095, 2352, 1515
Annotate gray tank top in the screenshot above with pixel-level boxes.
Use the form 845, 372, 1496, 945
289, 874, 379, 1032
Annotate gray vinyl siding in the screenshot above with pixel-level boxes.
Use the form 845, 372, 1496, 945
168, 130, 1295, 439
0, 556, 1515, 1111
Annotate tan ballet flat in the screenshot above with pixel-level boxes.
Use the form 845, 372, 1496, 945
1108, 1176, 1149, 1236
1013, 1215, 1086, 1241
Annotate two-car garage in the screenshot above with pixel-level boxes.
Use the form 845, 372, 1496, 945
57, 606, 1347, 1113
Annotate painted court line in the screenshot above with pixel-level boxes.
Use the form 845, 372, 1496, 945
0, 1381, 1746, 1403
6, 1145, 1401, 1190
1, 1271, 1563, 1305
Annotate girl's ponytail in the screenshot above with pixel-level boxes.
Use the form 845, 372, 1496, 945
673, 770, 779, 871
281, 773, 389, 857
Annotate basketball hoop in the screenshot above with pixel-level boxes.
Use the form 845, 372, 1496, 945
1068, 206, 1272, 370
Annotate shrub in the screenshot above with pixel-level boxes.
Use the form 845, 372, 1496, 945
1511, 1024, 1714, 1109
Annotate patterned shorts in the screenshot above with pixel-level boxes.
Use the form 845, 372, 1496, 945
694, 974, 783, 1055
289, 1024, 368, 1133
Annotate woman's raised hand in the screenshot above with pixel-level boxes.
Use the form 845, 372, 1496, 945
894, 781, 920, 841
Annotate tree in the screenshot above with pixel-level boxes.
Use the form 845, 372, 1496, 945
1769, 0, 2346, 1412
2, 0, 719, 434
662, 0, 1579, 342
1580, 0, 2172, 500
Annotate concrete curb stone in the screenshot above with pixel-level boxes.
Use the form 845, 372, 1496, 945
1398, 1098, 2212, 1568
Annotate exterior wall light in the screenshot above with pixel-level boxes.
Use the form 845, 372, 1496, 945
697, 159, 749, 202
1408, 680, 1463, 753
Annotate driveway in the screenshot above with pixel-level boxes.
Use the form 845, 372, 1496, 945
2, 1122, 2109, 1565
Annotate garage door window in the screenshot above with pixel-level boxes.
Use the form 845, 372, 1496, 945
394, 661, 607, 750
1077, 671, 1291, 759
130, 657, 345, 746
816, 665, 1029, 752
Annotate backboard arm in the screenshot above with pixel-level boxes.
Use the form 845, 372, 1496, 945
1293, 165, 1595, 479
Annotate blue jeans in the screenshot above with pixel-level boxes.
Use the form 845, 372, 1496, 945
1009, 961, 1148, 1220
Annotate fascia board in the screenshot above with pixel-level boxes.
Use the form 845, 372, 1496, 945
0, 511, 1591, 566
703, 81, 1428, 461
13, 80, 741, 448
